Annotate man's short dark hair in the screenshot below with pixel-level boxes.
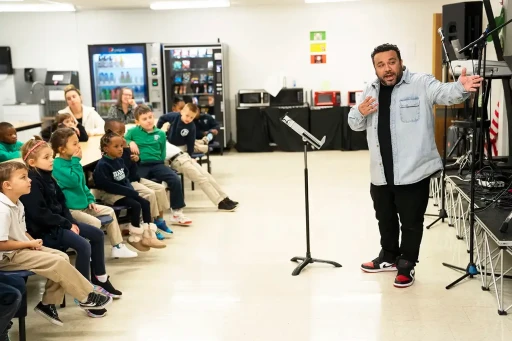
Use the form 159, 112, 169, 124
371, 43, 402, 64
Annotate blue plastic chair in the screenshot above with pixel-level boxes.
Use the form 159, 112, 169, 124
97, 215, 113, 226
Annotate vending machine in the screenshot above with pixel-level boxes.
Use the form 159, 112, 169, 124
88, 43, 164, 117
162, 43, 229, 148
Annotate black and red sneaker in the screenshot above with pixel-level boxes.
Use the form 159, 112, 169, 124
394, 259, 415, 288
361, 256, 397, 273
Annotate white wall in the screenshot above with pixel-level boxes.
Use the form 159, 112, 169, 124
0, 75, 15, 120
0, 0, 483, 140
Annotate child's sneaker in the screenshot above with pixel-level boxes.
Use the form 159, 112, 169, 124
34, 302, 63, 326
111, 244, 138, 258
170, 210, 192, 226
226, 197, 239, 206
155, 231, 165, 240
92, 276, 122, 299
73, 298, 108, 318
393, 259, 416, 288
86, 308, 107, 318
218, 198, 237, 212
154, 218, 173, 235
78, 292, 112, 310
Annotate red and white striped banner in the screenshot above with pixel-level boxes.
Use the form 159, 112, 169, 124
487, 101, 499, 156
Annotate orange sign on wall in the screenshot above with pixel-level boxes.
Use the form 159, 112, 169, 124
311, 55, 326, 64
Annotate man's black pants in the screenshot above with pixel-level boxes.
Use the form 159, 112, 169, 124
370, 176, 431, 265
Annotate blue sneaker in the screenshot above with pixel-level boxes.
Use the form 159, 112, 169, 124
155, 231, 165, 241
154, 218, 173, 235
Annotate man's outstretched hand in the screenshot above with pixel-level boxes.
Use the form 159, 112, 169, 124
459, 67, 483, 92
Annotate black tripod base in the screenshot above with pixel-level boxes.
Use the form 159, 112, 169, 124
290, 256, 342, 276
426, 209, 448, 229
443, 262, 479, 289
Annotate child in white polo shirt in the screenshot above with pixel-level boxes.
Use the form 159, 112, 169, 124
0, 161, 111, 326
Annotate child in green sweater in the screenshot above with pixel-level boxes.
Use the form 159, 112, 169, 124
125, 105, 192, 226
49, 128, 138, 259
0, 122, 23, 162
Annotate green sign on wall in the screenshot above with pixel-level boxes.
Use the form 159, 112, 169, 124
310, 31, 326, 41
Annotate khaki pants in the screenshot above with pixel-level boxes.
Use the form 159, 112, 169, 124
70, 205, 123, 246
194, 140, 208, 154
132, 178, 170, 218
171, 153, 227, 205
0, 247, 92, 305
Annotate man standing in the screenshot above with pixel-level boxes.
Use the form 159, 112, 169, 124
349, 43, 482, 288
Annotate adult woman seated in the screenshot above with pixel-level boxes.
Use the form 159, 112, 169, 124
107, 87, 137, 124
58, 85, 105, 136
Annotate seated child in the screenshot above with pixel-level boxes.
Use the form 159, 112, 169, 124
0, 123, 23, 162
92, 131, 166, 250
41, 113, 88, 142
0, 161, 112, 326
20, 137, 121, 318
125, 105, 192, 226
161, 123, 238, 212
49, 128, 137, 259
193, 110, 220, 153
171, 97, 185, 113
103, 119, 173, 240
156, 103, 196, 156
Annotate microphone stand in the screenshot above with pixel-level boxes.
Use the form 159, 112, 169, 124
280, 114, 342, 276
425, 30, 453, 229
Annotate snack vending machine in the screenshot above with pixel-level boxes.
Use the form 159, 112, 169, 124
162, 43, 229, 148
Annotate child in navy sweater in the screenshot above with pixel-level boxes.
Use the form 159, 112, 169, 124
103, 119, 172, 240
93, 131, 165, 250
20, 137, 121, 318
156, 103, 197, 155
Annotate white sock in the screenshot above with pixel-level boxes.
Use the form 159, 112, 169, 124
173, 209, 182, 216
96, 274, 108, 283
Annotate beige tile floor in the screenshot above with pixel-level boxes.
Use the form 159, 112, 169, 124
9, 150, 512, 341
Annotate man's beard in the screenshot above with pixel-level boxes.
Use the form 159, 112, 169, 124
379, 68, 403, 86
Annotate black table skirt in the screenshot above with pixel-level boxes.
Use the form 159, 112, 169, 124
235, 107, 272, 152
235, 105, 368, 152
310, 107, 343, 150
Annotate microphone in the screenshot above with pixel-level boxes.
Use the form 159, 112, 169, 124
437, 27, 445, 41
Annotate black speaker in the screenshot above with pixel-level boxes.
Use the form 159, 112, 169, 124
442, 1, 483, 60
0, 46, 13, 75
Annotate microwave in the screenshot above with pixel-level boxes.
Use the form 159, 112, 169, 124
314, 91, 341, 107
238, 89, 270, 107
270, 88, 305, 107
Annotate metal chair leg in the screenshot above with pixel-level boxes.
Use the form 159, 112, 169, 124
18, 317, 26, 341
180, 173, 185, 198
